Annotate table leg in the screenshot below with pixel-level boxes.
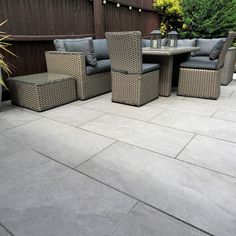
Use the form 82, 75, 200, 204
158, 55, 173, 97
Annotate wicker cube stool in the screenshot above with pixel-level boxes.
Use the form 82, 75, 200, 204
7, 73, 77, 111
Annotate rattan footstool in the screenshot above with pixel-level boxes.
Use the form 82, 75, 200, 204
7, 73, 77, 111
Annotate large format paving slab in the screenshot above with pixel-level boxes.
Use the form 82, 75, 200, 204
0, 106, 41, 132
0, 226, 11, 236
41, 104, 104, 127
178, 135, 236, 177
78, 142, 236, 236
150, 110, 236, 143
0, 149, 136, 236
80, 114, 194, 158
81, 97, 164, 122
0, 134, 27, 161
3, 118, 115, 168
213, 109, 236, 123
112, 202, 208, 236
147, 97, 216, 116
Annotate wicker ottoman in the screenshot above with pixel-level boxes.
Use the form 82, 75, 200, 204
7, 73, 77, 111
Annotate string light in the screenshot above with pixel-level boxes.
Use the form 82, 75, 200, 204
103, 0, 106, 4
139, 9, 142, 12
116, 3, 120, 7
129, 6, 132, 10
102, 1, 143, 12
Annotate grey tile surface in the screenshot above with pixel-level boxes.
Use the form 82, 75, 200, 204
81, 97, 164, 122
230, 91, 236, 99
147, 97, 216, 116
80, 114, 194, 157
41, 104, 104, 127
0, 225, 11, 236
150, 110, 236, 143
178, 135, 236, 177
78, 142, 236, 236
0, 106, 41, 132
113, 202, 208, 236
0, 149, 136, 236
0, 135, 26, 160
3, 118, 115, 167
213, 109, 236, 123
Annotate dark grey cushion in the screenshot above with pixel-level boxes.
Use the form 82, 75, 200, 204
93, 39, 109, 60
86, 59, 111, 75
64, 38, 97, 67
194, 38, 223, 56
177, 39, 197, 47
142, 63, 160, 74
180, 57, 218, 70
53, 37, 91, 51
209, 40, 225, 60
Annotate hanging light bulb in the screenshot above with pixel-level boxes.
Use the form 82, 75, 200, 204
129, 6, 132, 10
139, 9, 142, 12
116, 3, 120, 7
103, 0, 106, 4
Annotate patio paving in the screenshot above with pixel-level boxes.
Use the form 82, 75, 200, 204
0, 76, 236, 236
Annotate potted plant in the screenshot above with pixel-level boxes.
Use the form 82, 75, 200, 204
0, 20, 14, 103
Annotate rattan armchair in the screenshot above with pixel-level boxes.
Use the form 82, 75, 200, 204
45, 51, 111, 100
105, 31, 160, 106
178, 32, 236, 99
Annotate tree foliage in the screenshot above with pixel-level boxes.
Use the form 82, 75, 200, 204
181, 0, 236, 38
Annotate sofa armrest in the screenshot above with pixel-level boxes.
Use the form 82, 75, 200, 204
45, 51, 86, 80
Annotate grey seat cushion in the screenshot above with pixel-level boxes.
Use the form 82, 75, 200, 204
194, 38, 224, 56
86, 59, 111, 75
209, 39, 225, 60
93, 39, 109, 60
177, 39, 197, 47
180, 57, 218, 70
53, 37, 91, 51
64, 38, 97, 67
142, 63, 160, 74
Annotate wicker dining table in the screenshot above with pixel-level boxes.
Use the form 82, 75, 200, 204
142, 46, 200, 96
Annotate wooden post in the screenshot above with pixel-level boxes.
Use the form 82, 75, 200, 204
93, 0, 105, 39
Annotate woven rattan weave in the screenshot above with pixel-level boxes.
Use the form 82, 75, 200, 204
106, 31, 159, 106
178, 32, 236, 99
45, 51, 111, 100
7, 73, 77, 111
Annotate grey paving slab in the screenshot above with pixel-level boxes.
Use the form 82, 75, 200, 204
230, 91, 236, 99
112, 202, 208, 236
78, 142, 236, 236
150, 110, 236, 143
183, 96, 236, 112
0, 135, 26, 160
220, 87, 234, 97
213, 109, 236, 123
0, 106, 41, 132
81, 97, 164, 122
147, 97, 216, 117
41, 104, 104, 127
0, 225, 11, 236
3, 118, 115, 167
178, 135, 236, 177
0, 149, 136, 236
80, 114, 193, 158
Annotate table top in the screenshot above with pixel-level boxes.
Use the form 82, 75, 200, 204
142, 46, 200, 56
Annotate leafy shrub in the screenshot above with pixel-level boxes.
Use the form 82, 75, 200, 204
180, 0, 236, 38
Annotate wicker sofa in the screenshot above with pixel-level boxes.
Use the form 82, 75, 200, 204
45, 38, 111, 100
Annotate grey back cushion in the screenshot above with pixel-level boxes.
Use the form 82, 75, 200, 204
53, 37, 92, 51
93, 39, 109, 60
194, 38, 224, 56
64, 38, 97, 67
177, 39, 197, 47
209, 39, 225, 60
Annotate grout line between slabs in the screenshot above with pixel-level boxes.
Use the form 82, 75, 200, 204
32, 149, 214, 236
74, 140, 118, 169
0, 222, 15, 236
110, 201, 139, 234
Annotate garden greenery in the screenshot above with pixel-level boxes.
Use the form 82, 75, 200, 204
153, 0, 236, 39
0, 20, 14, 88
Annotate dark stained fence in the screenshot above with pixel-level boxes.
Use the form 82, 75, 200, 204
0, 0, 159, 80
